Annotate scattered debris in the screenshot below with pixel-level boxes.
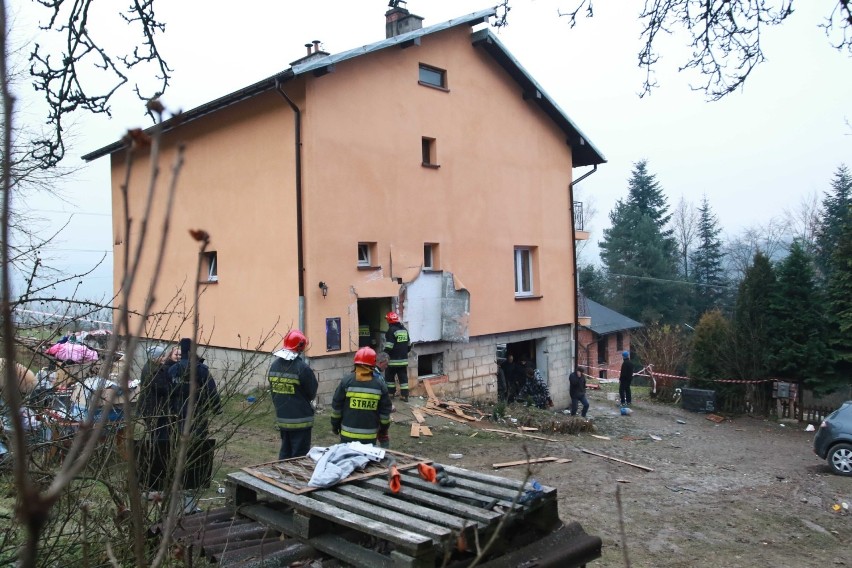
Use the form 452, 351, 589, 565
492, 457, 572, 469
616, 479, 631, 484
581, 449, 655, 472
482, 428, 558, 442
676, 419, 687, 424
706, 414, 725, 424
649, 435, 662, 441
448, 453, 463, 459
805, 424, 815, 432
591, 434, 611, 441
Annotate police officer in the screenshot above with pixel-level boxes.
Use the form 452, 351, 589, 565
268, 330, 318, 459
383, 311, 411, 401
330, 347, 393, 446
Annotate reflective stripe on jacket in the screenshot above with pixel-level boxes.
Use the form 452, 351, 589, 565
331, 367, 392, 440
269, 356, 317, 430
384, 323, 410, 367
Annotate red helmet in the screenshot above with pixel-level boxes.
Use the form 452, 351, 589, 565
282, 330, 308, 352
354, 346, 377, 366
386, 311, 400, 324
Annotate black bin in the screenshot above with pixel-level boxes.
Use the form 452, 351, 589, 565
682, 388, 716, 413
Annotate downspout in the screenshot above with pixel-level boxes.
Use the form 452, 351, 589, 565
568, 164, 598, 365
275, 79, 306, 332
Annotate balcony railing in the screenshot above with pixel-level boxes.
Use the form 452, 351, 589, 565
573, 201, 585, 231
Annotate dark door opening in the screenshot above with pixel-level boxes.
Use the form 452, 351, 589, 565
357, 297, 394, 351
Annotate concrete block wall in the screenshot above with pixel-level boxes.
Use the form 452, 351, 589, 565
156, 324, 576, 408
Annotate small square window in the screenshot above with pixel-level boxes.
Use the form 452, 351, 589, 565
203, 251, 218, 283
418, 64, 447, 89
424, 243, 439, 270
358, 242, 378, 268
358, 243, 371, 267
422, 137, 438, 167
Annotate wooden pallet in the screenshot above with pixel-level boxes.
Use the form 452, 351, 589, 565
227, 459, 559, 568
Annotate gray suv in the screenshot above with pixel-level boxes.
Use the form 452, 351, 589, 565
813, 401, 852, 476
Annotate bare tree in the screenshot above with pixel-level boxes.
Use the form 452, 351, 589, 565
723, 217, 790, 282
555, 1, 851, 100
672, 196, 698, 278
781, 190, 821, 256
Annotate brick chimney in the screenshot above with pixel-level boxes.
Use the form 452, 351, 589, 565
385, 3, 424, 38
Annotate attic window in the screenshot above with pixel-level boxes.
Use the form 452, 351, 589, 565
418, 64, 447, 90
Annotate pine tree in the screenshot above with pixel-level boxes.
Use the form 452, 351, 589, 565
578, 263, 610, 305
825, 210, 852, 388
815, 164, 852, 280
732, 252, 775, 379
689, 196, 727, 317
768, 241, 831, 391
599, 162, 684, 323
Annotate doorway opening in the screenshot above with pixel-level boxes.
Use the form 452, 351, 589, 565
357, 297, 394, 351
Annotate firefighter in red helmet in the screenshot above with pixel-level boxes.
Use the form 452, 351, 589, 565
383, 311, 411, 401
268, 329, 317, 459
330, 347, 393, 446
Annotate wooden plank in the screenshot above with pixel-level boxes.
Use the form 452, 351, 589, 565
227, 471, 433, 553
482, 428, 558, 442
491, 457, 562, 469
591, 434, 611, 441
440, 465, 553, 494
312, 490, 453, 542
336, 484, 480, 530
410, 423, 420, 438
581, 449, 655, 472
419, 425, 432, 436
396, 473, 518, 509
421, 407, 475, 424
309, 534, 396, 568
411, 409, 426, 424
519, 427, 539, 432
359, 478, 501, 525
422, 380, 439, 402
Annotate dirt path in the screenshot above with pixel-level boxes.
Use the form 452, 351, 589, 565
418, 390, 852, 567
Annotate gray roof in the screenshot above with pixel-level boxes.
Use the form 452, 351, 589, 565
83, 8, 605, 166
581, 298, 643, 336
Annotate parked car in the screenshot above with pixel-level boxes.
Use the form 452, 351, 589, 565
813, 401, 852, 476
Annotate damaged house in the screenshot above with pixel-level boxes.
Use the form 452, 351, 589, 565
83, 6, 605, 406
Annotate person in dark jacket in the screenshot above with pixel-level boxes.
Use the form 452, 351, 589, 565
268, 330, 317, 460
383, 311, 411, 401
168, 337, 222, 438
569, 365, 589, 418
331, 347, 393, 445
619, 351, 634, 407
138, 344, 179, 441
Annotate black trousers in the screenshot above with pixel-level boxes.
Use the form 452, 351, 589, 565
385, 366, 409, 394
279, 428, 312, 460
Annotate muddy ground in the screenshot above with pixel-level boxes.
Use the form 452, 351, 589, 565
384, 387, 852, 568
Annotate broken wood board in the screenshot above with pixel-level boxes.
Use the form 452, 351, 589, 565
410, 423, 420, 438
411, 409, 426, 424
422, 380, 440, 403
706, 414, 725, 423
422, 405, 477, 423
419, 425, 432, 436
482, 428, 558, 442
519, 427, 539, 432
581, 449, 654, 472
492, 457, 572, 469
591, 435, 611, 441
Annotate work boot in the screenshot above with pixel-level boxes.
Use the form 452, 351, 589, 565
401, 394, 409, 402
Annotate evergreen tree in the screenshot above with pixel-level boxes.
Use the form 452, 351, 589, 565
689, 196, 727, 317
815, 164, 852, 280
578, 264, 610, 305
599, 162, 684, 323
825, 209, 852, 388
732, 252, 775, 379
768, 241, 831, 391
688, 309, 734, 380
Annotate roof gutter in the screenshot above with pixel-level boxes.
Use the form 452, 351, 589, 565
275, 79, 306, 332
569, 164, 598, 365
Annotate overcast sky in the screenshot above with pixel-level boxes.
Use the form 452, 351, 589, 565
11, 0, 851, 301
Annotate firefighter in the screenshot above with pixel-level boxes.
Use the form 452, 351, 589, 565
268, 330, 318, 459
330, 347, 393, 446
383, 311, 411, 401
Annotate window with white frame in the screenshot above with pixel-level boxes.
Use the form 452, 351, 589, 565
203, 251, 218, 282
424, 243, 439, 270
358, 243, 371, 267
514, 247, 534, 297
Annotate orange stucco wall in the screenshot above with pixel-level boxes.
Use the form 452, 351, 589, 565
109, 24, 580, 354
111, 90, 302, 348
299, 25, 577, 349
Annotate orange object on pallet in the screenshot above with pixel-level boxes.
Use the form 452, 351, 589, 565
417, 462, 437, 483
388, 457, 401, 493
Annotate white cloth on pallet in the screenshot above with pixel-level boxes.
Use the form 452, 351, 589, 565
307, 442, 385, 488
